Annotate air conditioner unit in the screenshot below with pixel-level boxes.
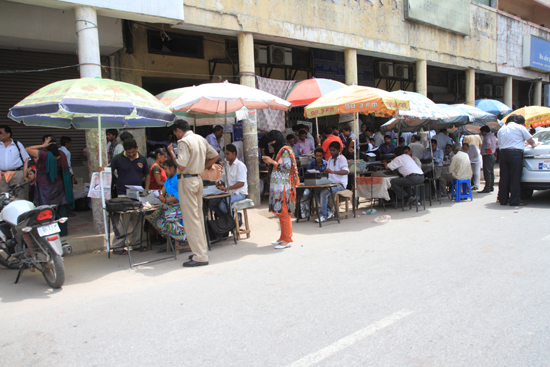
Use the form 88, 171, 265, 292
377, 62, 394, 78
254, 45, 268, 64
269, 46, 292, 65
394, 64, 409, 80
484, 84, 493, 97
495, 85, 504, 97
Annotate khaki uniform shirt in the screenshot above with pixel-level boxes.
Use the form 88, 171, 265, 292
176, 131, 219, 175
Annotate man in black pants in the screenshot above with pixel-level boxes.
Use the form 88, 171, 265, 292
497, 115, 536, 206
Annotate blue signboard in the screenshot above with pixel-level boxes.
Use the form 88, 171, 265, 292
523, 35, 550, 73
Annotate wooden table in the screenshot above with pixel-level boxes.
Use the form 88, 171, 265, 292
202, 192, 237, 249
295, 183, 341, 227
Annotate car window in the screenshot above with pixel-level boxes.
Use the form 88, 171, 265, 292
534, 131, 550, 144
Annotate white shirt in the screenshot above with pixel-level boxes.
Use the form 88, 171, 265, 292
409, 142, 426, 160
497, 122, 532, 150
388, 154, 423, 176
0, 139, 29, 171
327, 154, 349, 187
222, 158, 248, 195
59, 146, 73, 175
435, 132, 454, 152
374, 132, 385, 147
412, 156, 422, 168
465, 145, 481, 164
113, 143, 124, 157
449, 151, 472, 180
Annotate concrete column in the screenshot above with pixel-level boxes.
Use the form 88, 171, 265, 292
416, 60, 427, 96
75, 6, 107, 234
533, 81, 543, 106
238, 32, 260, 205
504, 76, 513, 109
465, 68, 475, 106
344, 49, 358, 85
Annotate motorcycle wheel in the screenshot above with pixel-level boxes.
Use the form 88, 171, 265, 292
41, 244, 65, 289
0, 248, 21, 270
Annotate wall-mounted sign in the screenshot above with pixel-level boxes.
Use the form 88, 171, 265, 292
523, 35, 550, 73
405, 0, 470, 36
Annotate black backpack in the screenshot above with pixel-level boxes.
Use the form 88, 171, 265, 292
207, 214, 236, 238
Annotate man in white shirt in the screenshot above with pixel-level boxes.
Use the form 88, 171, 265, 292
462, 142, 481, 190
315, 141, 349, 223
497, 114, 536, 206
409, 135, 426, 160
209, 144, 248, 218
404, 146, 422, 168
0, 125, 30, 199
434, 129, 454, 151
384, 147, 424, 206
59, 136, 78, 184
479, 126, 498, 193
440, 143, 472, 195
373, 131, 385, 148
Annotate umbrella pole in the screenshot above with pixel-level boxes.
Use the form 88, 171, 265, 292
315, 117, 319, 147
97, 116, 109, 251
223, 101, 228, 186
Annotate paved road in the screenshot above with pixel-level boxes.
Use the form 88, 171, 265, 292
1, 189, 549, 367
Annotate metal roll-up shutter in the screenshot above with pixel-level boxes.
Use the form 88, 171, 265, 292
0, 49, 86, 165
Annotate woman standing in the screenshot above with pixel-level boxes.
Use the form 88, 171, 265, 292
149, 147, 168, 191
26, 136, 74, 237
262, 130, 300, 249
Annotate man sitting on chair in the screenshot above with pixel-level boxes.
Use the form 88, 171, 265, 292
384, 146, 424, 207
440, 143, 472, 195
209, 144, 248, 218
315, 142, 349, 223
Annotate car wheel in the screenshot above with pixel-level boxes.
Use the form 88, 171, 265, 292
520, 188, 534, 200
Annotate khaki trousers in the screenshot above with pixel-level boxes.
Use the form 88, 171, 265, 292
179, 176, 208, 262
0, 170, 27, 200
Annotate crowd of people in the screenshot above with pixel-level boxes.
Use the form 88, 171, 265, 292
0, 111, 538, 267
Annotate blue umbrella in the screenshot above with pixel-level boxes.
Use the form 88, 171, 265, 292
475, 99, 512, 116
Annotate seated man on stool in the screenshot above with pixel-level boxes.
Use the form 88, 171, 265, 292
440, 143, 472, 195
384, 146, 424, 207
315, 142, 349, 223
209, 144, 248, 218
302, 148, 328, 201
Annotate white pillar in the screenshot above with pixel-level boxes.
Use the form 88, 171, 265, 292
533, 81, 543, 106
344, 49, 358, 86
75, 6, 107, 234
465, 68, 475, 106
416, 60, 427, 97
238, 32, 260, 205
75, 6, 101, 78
504, 76, 513, 109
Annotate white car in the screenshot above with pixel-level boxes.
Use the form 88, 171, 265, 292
521, 128, 550, 199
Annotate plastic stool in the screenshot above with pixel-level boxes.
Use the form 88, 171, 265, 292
452, 179, 473, 202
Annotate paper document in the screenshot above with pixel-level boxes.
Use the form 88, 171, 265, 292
125, 185, 145, 191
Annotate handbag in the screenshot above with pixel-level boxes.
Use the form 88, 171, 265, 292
105, 197, 142, 212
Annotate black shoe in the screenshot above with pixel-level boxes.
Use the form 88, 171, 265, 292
188, 254, 194, 261
478, 189, 491, 193
490, 187, 494, 192
183, 260, 208, 267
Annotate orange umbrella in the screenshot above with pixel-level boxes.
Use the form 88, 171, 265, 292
304, 85, 409, 119
502, 106, 550, 128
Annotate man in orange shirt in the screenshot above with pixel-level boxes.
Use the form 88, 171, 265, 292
321, 127, 343, 161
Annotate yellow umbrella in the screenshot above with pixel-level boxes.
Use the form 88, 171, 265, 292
502, 106, 550, 128
304, 85, 409, 118
304, 85, 409, 217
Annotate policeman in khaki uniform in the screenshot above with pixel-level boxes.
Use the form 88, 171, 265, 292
172, 120, 219, 267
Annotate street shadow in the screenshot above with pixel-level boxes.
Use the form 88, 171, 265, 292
483, 189, 550, 210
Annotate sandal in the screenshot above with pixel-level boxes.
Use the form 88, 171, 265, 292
113, 248, 128, 255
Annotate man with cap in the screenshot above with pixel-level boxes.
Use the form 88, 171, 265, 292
497, 114, 537, 206
172, 120, 220, 267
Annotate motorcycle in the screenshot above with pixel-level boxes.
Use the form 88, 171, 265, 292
0, 181, 71, 288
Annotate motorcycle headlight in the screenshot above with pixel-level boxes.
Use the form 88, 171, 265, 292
22, 227, 32, 233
